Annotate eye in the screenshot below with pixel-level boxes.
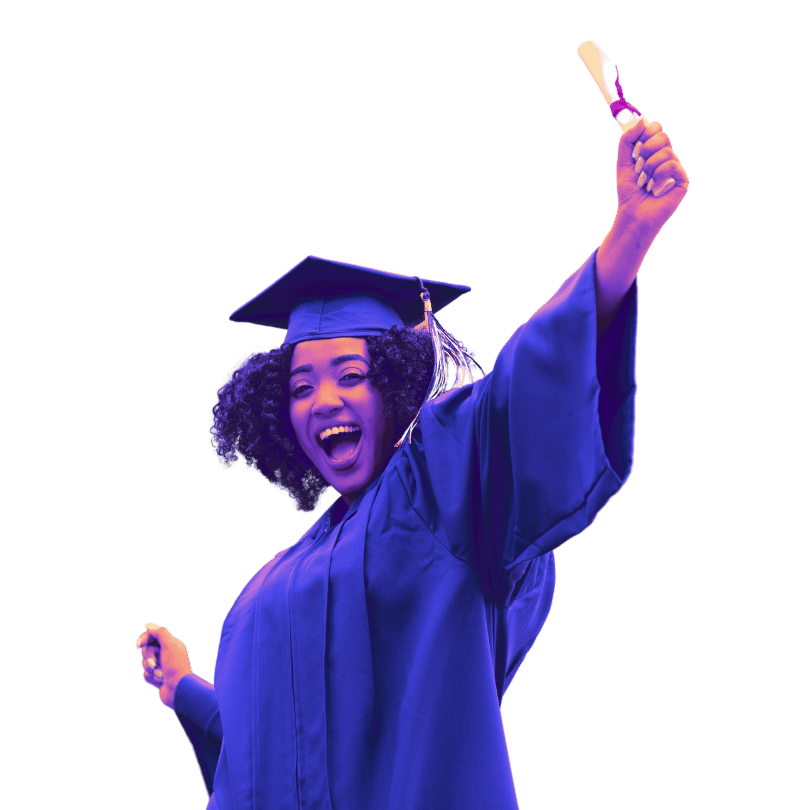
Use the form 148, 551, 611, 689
340, 372, 366, 383
290, 383, 312, 398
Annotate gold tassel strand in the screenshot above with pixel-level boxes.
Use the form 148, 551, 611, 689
395, 280, 484, 448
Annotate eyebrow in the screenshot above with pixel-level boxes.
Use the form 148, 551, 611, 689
289, 354, 370, 378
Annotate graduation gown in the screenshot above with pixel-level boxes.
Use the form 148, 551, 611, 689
174, 249, 638, 809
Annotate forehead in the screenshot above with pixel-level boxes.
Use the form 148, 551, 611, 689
290, 337, 370, 368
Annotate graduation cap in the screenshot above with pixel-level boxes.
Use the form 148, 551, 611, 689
230, 255, 484, 446
230, 255, 470, 344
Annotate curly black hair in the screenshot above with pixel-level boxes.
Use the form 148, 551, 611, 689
211, 327, 435, 511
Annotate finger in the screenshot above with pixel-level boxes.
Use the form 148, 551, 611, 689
636, 167, 652, 189
652, 178, 676, 197
143, 668, 164, 687
638, 154, 682, 195
141, 647, 165, 680
619, 118, 647, 162
648, 158, 689, 196
141, 624, 166, 648
636, 130, 670, 161
638, 145, 676, 179
639, 120, 663, 142
633, 130, 672, 160
633, 118, 664, 160
149, 624, 173, 642
135, 630, 160, 650
141, 646, 161, 674
649, 157, 688, 186
621, 117, 647, 153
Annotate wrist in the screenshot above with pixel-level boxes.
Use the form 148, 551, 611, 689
595, 209, 657, 330
612, 208, 660, 246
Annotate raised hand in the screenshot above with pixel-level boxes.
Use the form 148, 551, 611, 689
616, 117, 689, 235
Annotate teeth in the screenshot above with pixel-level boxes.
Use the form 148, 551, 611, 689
319, 424, 360, 442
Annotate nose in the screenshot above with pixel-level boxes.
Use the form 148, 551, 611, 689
311, 381, 344, 417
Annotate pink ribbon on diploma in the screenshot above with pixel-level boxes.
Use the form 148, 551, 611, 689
609, 67, 642, 118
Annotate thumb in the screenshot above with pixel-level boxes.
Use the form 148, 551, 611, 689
144, 623, 172, 648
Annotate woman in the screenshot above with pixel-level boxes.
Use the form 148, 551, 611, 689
138, 118, 688, 809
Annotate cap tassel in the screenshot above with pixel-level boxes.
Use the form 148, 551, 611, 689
395, 280, 484, 448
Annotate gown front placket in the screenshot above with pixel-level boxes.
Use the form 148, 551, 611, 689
265, 473, 383, 810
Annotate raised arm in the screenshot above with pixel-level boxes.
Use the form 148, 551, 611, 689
595, 118, 689, 334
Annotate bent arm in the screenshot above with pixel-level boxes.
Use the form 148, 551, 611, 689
174, 673, 222, 797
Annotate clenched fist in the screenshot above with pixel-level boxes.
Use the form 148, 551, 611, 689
615, 117, 689, 235
137, 623, 193, 710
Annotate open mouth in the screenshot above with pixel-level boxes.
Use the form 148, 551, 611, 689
317, 426, 363, 468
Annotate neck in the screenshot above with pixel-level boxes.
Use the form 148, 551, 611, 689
332, 498, 350, 524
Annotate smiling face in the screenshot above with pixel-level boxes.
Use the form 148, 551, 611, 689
289, 337, 395, 507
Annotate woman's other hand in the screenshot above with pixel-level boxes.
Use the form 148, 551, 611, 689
616, 117, 689, 236
137, 623, 192, 710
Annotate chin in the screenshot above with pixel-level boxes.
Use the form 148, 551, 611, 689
319, 445, 392, 505
325, 463, 373, 502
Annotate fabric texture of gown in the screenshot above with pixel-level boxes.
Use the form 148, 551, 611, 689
174, 249, 638, 809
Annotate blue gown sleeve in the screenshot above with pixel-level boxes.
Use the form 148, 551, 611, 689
173, 673, 222, 797
417, 248, 637, 606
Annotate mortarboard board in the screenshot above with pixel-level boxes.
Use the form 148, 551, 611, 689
229, 256, 471, 346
